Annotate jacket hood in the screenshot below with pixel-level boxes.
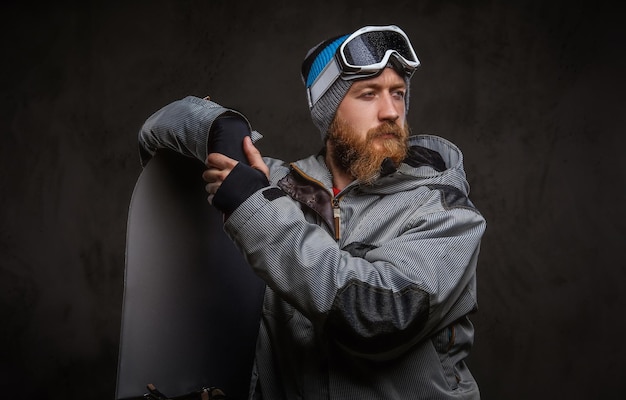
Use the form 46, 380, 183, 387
396, 134, 470, 194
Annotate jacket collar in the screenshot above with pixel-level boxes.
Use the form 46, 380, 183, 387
285, 134, 468, 195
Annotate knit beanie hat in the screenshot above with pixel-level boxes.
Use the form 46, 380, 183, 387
301, 34, 351, 139
301, 32, 412, 141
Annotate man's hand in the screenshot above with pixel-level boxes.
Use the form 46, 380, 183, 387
203, 136, 269, 209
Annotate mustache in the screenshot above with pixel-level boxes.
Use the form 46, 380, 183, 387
367, 122, 406, 140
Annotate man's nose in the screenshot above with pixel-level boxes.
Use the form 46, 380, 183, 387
378, 93, 400, 122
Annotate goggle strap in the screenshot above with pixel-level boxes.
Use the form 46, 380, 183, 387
307, 57, 341, 108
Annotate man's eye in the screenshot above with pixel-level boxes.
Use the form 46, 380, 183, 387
357, 91, 376, 100
393, 91, 406, 99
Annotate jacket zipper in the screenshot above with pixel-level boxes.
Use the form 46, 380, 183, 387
332, 197, 341, 241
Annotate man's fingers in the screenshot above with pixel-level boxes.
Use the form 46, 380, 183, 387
205, 181, 221, 194
202, 167, 226, 183
243, 137, 269, 178
206, 152, 238, 169
203, 140, 265, 207
202, 169, 213, 182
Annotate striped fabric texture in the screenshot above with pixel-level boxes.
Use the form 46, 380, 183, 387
224, 135, 486, 399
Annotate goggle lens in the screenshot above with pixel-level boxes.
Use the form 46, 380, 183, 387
342, 30, 418, 68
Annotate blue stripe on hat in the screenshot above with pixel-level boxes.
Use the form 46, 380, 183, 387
306, 34, 349, 88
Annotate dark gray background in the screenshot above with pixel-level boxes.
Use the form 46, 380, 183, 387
2, 1, 624, 399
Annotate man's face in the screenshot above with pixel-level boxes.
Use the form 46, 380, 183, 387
327, 68, 409, 184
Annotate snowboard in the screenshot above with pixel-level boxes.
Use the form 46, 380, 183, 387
116, 150, 265, 400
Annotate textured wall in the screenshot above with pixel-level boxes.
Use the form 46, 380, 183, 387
1, 1, 624, 399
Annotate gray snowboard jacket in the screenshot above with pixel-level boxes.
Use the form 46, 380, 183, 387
140, 96, 486, 399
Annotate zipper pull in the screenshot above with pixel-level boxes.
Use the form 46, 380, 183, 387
332, 198, 341, 241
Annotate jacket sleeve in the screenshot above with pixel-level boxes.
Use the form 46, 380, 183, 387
138, 96, 261, 167
223, 185, 486, 360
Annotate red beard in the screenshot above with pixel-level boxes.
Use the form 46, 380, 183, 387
327, 118, 409, 184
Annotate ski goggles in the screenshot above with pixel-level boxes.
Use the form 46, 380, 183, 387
306, 25, 420, 108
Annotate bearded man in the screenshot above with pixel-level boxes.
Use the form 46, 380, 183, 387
139, 25, 486, 399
